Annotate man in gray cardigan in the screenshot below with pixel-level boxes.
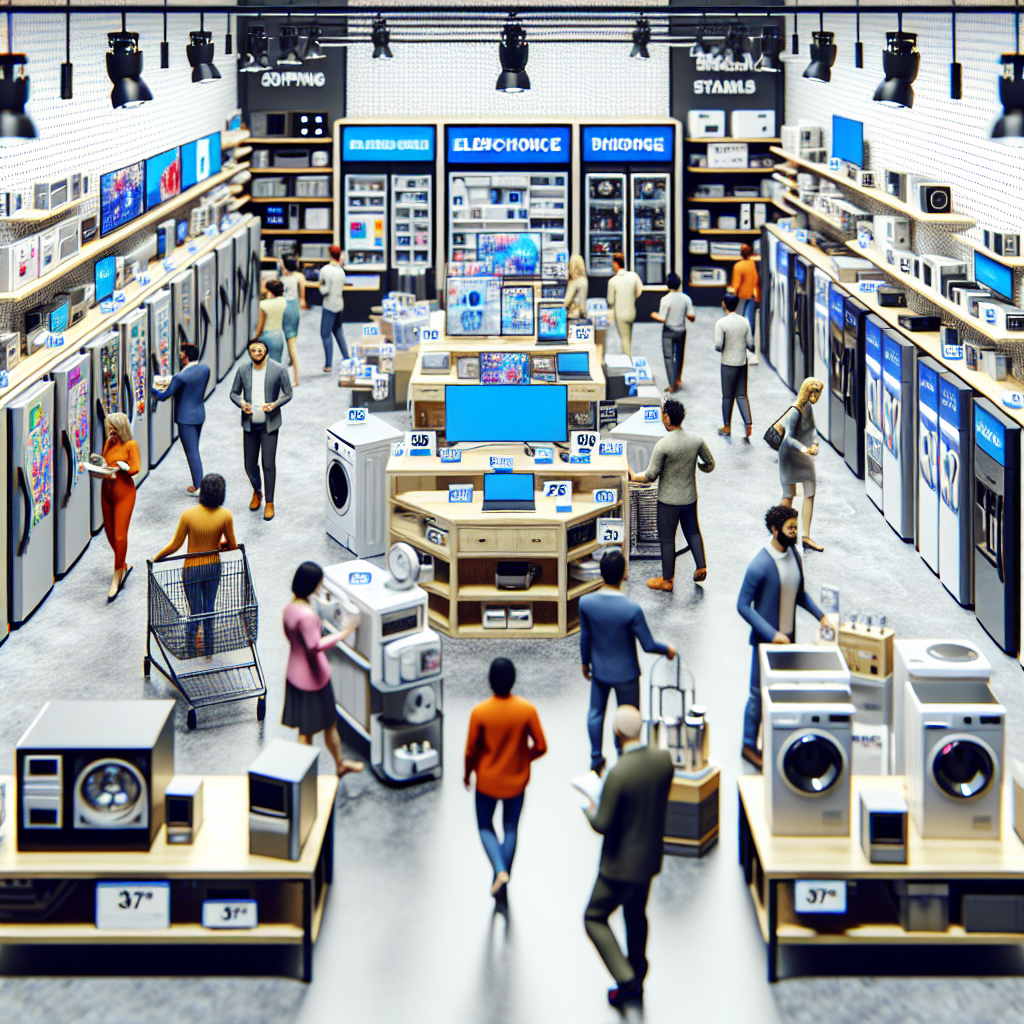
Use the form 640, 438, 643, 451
230, 338, 293, 521
584, 705, 674, 1009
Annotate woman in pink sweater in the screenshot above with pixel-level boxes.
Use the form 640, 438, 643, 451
282, 561, 364, 776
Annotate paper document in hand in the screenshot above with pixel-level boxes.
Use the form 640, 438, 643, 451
571, 770, 604, 810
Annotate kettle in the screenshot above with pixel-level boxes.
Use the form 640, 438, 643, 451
648, 659, 709, 772
682, 705, 709, 771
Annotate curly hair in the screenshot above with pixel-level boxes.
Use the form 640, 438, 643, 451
765, 504, 799, 534
662, 398, 685, 426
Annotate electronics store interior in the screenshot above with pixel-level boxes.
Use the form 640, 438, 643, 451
4, 3, 1024, 1023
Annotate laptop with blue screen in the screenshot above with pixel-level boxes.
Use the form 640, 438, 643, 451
556, 351, 592, 381
482, 472, 536, 512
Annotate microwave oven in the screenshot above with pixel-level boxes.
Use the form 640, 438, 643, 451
16, 700, 175, 852
248, 740, 318, 861
383, 629, 443, 686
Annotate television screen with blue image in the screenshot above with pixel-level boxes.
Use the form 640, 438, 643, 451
975, 251, 1014, 304
181, 132, 222, 190
477, 232, 542, 277
480, 352, 530, 384
100, 162, 145, 236
832, 115, 864, 168
501, 284, 535, 336
94, 255, 116, 302
146, 147, 181, 211
538, 303, 568, 341
446, 276, 501, 336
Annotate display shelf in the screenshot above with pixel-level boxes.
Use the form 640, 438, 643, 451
262, 229, 334, 235
249, 197, 333, 204
567, 578, 604, 601
951, 233, 1024, 268
248, 136, 331, 144
694, 229, 761, 236
233, 146, 254, 160
783, 192, 848, 235
686, 137, 781, 144
685, 196, 777, 204
419, 578, 451, 599
0, 194, 92, 225
769, 148, 976, 225
223, 129, 252, 149
250, 167, 334, 175
688, 281, 728, 288
0, 922, 306, 945
710, 253, 760, 262
688, 167, 772, 174
458, 584, 560, 601
229, 195, 251, 212
456, 623, 562, 639
0, 163, 250, 303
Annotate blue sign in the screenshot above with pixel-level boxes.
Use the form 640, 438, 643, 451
533, 446, 553, 464
829, 287, 845, 327
975, 403, 1007, 465
778, 246, 789, 274
865, 320, 882, 365
343, 125, 435, 162
449, 484, 474, 503
439, 447, 462, 463
569, 454, 591, 464
794, 260, 806, 284
348, 572, 372, 586
489, 455, 513, 472
447, 125, 570, 164
939, 377, 960, 428
882, 336, 902, 379
581, 125, 674, 162
919, 361, 938, 414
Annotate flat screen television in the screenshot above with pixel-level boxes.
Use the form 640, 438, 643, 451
94, 255, 116, 302
476, 232, 542, 276
480, 352, 530, 385
446, 276, 501, 336
181, 132, 222, 191
538, 302, 568, 341
100, 161, 145, 236
832, 115, 864, 168
145, 147, 182, 211
974, 251, 1014, 304
501, 284, 535, 336
445, 384, 568, 443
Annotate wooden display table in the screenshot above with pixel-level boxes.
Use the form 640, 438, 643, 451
0, 775, 337, 981
665, 761, 720, 858
738, 774, 1024, 982
387, 446, 629, 638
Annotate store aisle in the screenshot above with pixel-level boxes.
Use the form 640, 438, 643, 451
0, 313, 1022, 1024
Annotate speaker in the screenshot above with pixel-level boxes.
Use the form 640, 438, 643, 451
911, 180, 953, 215
165, 777, 204, 845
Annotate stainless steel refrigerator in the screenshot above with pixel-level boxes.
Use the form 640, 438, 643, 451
881, 328, 916, 541
234, 228, 252, 358
770, 241, 793, 385
52, 351, 92, 577
193, 252, 216, 399
87, 330, 121, 534
917, 355, 944, 575
0, 403, 7, 643
214, 237, 235, 382
812, 269, 833, 444
864, 314, 885, 512
790, 255, 813, 392
827, 283, 847, 453
937, 371, 974, 607
248, 219, 261, 345
169, 269, 195, 447
8, 379, 55, 625
146, 289, 173, 466
842, 295, 870, 479
119, 306, 149, 487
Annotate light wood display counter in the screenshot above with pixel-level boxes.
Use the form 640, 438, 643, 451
387, 446, 629, 638
0, 775, 337, 981
739, 774, 1024, 982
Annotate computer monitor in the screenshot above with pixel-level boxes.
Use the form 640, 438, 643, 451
476, 232, 542, 276
145, 146, 181, 211
100, 161, 145, 236
445, 384, 568, 443
480, 352, 530, 384
501, 284, 535, 336
94, 255, 116, 302
832, 115, 864, 168
557, 351, 589, 376
538, 302, 568, 342
181, 132, 222, 190
975, 251, 1014, 304
483, 472, 535, 503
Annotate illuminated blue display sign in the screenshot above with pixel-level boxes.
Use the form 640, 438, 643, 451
447, 125, 570, 164
865, 319, 882, 365
777, 245, 789, 274
829, 286, 845, 326
882, 335, 902, 379
919, 361, 938, 414
939, 377, 961, 428
581, 125, 674, 162
343, 125, 435, 162
975, 402, 1007, 465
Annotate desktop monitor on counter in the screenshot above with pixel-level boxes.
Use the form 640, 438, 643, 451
444, 384, 568, 443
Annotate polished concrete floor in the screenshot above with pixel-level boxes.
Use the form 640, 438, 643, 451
0, 312, 1022, 1024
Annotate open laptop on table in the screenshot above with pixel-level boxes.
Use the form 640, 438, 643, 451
482, 471, 536, 512
556, 350, 592, 381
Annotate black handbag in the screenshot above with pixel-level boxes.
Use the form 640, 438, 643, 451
764, 405, 796, 451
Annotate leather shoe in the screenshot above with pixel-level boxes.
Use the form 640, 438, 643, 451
742, 745, 763, 771
647, 576, 674, 592
264, 502, 275, 521
608, 978, 643, 1008
249, 491, 262, 511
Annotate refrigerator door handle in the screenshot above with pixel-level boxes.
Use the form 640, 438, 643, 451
61, 430, 74, 509
217, 285, 229, 336
996, 493, 1005, 584
198, 304, 211, 360
122, 373, 133, 425
177, 322, 189, 348
16, 465, 31, 555
95, 396, 107, 427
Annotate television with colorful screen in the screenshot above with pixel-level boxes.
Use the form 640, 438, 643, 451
181, 132, 222, 190
501, 284, 535, 336
477, 232, 542, 276
100, 162, 145, 237
480, 352, 530, 385
446, 276, 501, 336
538, 302, 568, 342
145, 147, 182, 211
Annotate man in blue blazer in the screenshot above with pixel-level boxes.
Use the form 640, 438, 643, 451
152, 342, 210, 494
737, 505, 829, 769
580, 549, 675, 772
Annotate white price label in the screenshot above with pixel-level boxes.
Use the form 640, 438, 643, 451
594, 489, 616, 504
439, 447, 462, 463
202, 899, 258, 929
390, 442, 405, 457
533, 446, 553, 463
96, 882, 171, 930
643, 406, 660, 422
796, 229, 809, 244
571, 430, 598, 455
414, 302, 430, 317
347, 407, 367, 422
204, 223, 220, 237
829, 157, 842, 171
404, 430, 436, 457
943, 341, 964, 361
362, 324, 380, 337
0, 371, 8, 389
1002, 390, 1024, 410
542, 480, 571, 499
114, 290, 127, 306
448, 483, 473, 503
632, 356, 648, 368
793, 880, 847, 914
188, 243, 200, 256
420, 328, 440, 342
572, 324, 593, 343
45, 333, 65, 348
489, 455, 513, 471
597, 517, 624, 544
380, 343, 395, 358
162, 259, 177, 272
137, 273, 152, 286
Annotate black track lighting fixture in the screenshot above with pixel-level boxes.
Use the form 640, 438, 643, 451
804, 15, 836, 83
991, 11, 1024, 145
240, 26, 269, 73
372, 16, 393, 60
0, 13, 38, 141
791, 9, 800, 59
630, 16, 651, 60
723, 23, 747, 64
225, 14, 232, 58
61, 0, 73, 100
755, 26, 782, 73
690, 22, 711, 59
107, 14, 153, 110
278, 25, 303, 67
187, 14, 221, 85
873, 15, 919, 109
855, 0, 863, 68
496, 15, 528, 92
304, 27, 326, 62
950, 9, 962, 100
160, 0, 169, 69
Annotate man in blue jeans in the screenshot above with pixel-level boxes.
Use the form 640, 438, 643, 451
317, 245, 347, 372
579, 549, 675, 773
152, 342, 209, 494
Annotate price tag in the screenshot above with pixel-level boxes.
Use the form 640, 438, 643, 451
188, 242, 200, 256
100, 299, 116, 314
489, 454, 513, 472
796, 229, 809, 244
114, 290, 127, 306
569, 453, 591, 464
571, 430, 598, 456
572, 324, 593, 343
362, 323, 380, 337
594, 489, 617, 505
597, 517, 624, 544
201, 899, 259, 929
204, 223, 220, 237
95, 882, 171, 930
348, 571, 371, 585
45, 333, 65, 348
380, 343, 395, 358
347, 407, 367, 422
162, 259, 176, 273
533, 446, 553, 464
449, 483, 473, 503
390, 442, 405, 457
1002, 390, 1024, 410
0, 371, 8, 390
404, 430, 436, 457
542, 480, 572, 511
857, 229, 871, 250
858, 280, 879, 293
632, 356, 648, 369
829, 157, 842, 171
781, 221, 792, 232
643, 406, 661, 422
599, 440, 624, 456
420, 328, 440, 342
793, 880, 847, 914
624, 371, 638, 395
439, 447, 462, 463
414, 302, 430, 317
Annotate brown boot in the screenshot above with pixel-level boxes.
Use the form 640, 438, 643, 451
647, 576, 674, 592
718, 425, 731, 436
264, 502, 275, 521
249, 490, 262, 511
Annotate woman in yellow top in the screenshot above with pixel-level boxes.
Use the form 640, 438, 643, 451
155, 473, 237, 658
253, 278, 288, 365
731, 244, 761, 340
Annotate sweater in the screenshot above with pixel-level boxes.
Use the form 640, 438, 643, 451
102, 437, 141, 483
464, 695, 547, 799
283, 601, 346, 691
731, 258, 760, 301
155, 505, 237, 568
643, 429, 714, 505
715, 312, 754, 367
579, 589, 668, 684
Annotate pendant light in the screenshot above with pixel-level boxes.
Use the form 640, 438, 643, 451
755, 27, 783, 73
873, 13, 919, 109
0, 12, 38, 141
950, 8, 962, 100
60, 0, 73, 100
187, 13, 221, 84
496, 14, 528, 92
160, 0, 169, 69
278, 13, 303, 67
991, 10, 1024, 145
304, 1, 325, 61
107, 13, 153, 110
630, 17, 651, 60
224, 14, 233, 57
372, 16, 393, 59
804, 15, 836, 84
855, 0, 863, 69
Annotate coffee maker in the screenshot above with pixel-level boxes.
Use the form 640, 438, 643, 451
649, 661, 709, 773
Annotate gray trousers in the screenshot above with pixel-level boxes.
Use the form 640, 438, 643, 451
584, 873, 653, 985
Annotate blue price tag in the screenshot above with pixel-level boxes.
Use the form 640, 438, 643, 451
569, 454, 591, 464
45, 333, 65, 348
0, 371, 8, 389
439, 447, 462, 463
533, 446, 553, 464
204, 224, 219, 237
643, 407, 660, 421
162, 259, 176, 273
781, 221, 792, 232
449, 484, 473, 503
114, 290, 127, 306
829, 157, 842, 171
599, 441, 624, 456
1002, 390, 1024, 410
796, 230, 808, 244
347, 407, 367, 422
594, 489, 616, 504
100, 299, 116, 314
390, 442, 405, 457
858, 280, 879, 293
489, 455, 513, 472
188, 243, 200, 256
348, 572, 371, 586
362, 324, 379, 336
420, 329, 440, 342
943, 342, 963, 361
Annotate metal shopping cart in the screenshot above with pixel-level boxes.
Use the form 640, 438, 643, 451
144, 545, 266, 729
629, 481, 690, 561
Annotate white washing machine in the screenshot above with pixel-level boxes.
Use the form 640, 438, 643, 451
904, 679, 1004, 840
892, 640, 990, 775
765, 683, 855, 837
325, 415, 403, 557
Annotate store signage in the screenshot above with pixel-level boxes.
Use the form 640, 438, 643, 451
348, 572, 372, 585
347, 407, 367, 422
542, 479, 572, 511
644, 407, 660, 422
571, 430, 598, 455
420, 329, 439, 342
794, 880, 847, 914
582, 126, 673, 162
882, 340, 902, 379
569, 454, 591, 464
390, 442, 405, 457
202, 899, 258, 929
96, 882, 171, 930
975, 404, 1007, 465
362, 324, 379, 336
447, 126, 570, 165
439, 447, 462, 463
939, 378, 960, 425
489, 455, 513, 472
597, 517, 624, 544
45, 333, 65, 348
598, 441, 624, 456
259, 71, 326, 88
449, 484, 473, 503
594, 489, 617, 504
343, 125, 435, 162
572, 324, 593, 343
405, 430, 436, 457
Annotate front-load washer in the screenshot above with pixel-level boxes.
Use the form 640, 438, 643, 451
325, 415, 403, 557
904, 679, 1004, 840
765, 683, 856, 836
892, 640, 990, 775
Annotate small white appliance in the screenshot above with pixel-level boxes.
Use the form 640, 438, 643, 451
872, 215, 910, 252
904, 680, 1004, 840
892, 639, 991, 775
758, 644, 852, 690
325, 415, 403, 557
610, 406, 667, 474
918, 255, 968, 297
687, 110, 726, 138
731, 110, 776, 137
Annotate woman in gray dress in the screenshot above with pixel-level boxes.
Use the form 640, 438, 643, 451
778, 377, 825, 552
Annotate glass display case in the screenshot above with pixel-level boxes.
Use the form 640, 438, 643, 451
391, 174, 432, 269
631, 173, 669, 286
585, 172, 626, 278
344, 173, 387, 270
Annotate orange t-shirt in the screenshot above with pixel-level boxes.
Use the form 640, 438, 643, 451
464, 695, 547, 799
731, 258, 760, 302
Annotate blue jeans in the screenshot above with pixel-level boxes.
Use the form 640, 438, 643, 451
741, 298, 757, 339
743, 635, 792, 749
475, 791, 524, 877
283, 299, 300, 339
320, 308, 347, 366
183, 561, 222, 658
259, 329, 285, 364
177, 422, 203, 489
588, 678, 640, 769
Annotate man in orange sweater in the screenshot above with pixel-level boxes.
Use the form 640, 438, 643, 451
464, 658, 548, 903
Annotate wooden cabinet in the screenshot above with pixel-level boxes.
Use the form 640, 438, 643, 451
458, 527, 559, 554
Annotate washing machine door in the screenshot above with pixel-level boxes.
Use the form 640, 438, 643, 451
327, 457, 352, 517
780, 732, 845, 795
931, 737, 996, 799
74, 757, 149, 828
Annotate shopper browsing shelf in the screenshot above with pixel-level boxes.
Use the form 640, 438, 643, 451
464, 658, 547, 904
584, 705, 673, 1011
252, 278, 287, 365
736, 505, 828, 770
715, 292, 755, 438
278, 255, 307, 387
96, 411, 140, 603
579, 549, 676, 774
606, 252, 643, 358
152, 342, 209, 494
628, 399, 714, 589
775, 377, 825, 552
650, 271, 694, 392
731, 243, 760, 340
318, 245, 348, 373
563, 254, 589, 320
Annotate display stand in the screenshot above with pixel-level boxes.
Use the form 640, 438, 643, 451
665, 760, 720, 857
738, 774, 1024, 982
0, 775, 337, 982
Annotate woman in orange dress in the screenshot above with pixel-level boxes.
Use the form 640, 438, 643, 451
99, 412, 140, 601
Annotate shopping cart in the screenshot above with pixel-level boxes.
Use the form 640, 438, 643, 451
144, 545, 266, 730
629, 481, 690, 561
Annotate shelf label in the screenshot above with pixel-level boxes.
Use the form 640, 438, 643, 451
781, 221, 792, 232
829, 157, 842, 171
533, 446, 553, 464
489, 454, 513, 472
857, 229, 871, 250
347, 407, 367, 422
188, 242, 200, 255
113, 290, 127, 306
362, 323, 380, 337
100, 299, 116, 314
1002, 390, 1024, 410
858, 280, 879, 293
414, 302, 430, 317
572, 324, 593, 343
449, 483, 473, 503
793, 880, 847, 914
95, 882, 171, 930
643, 406, 661, 422
201, 899, 259, 929
569, 454, 591, 464
594, 489, 617, 505
348, 571, 372, 585
380, 343, 395, 358
44, 333, 65, 348
597, 517, 624, 544
796, 229, 809, 244
162, 259, 176, 273
598, 440, 624, 456
439, 447, 462, 463
390, 442, 405, 457
420, 328, 440, 342
542, 479, 572, 511
0, 371, 8, 390
571, 430, 598, 455
632, 356, 648, 369
405, 430, 436, 457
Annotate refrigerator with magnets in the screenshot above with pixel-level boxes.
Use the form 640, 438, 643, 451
118, 307, 150, 487
937, 372, 974, 607
52, 351, 92, 577
87, 331, 121, 534
146, 289, 173, 466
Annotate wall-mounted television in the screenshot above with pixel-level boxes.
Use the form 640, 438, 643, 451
181, 132, 222, 191
832, 115, 864, 169
100, 161, 145, 236
445, 384, 568, 443
975, 250, 1014, 304
146, 147, 182, 211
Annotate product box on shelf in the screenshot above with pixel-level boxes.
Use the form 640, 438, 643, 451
781, 124, 822, 153
707, 142, 749, 169
294, 175, 331, 198
33, 176, 70, 211
909, 178, 954, 216
687, 110, 727, 138
0, 235, 40, 291
983, 228, 1021, 258
978, 299, 1024, 333
731, 110, 776, 137
0, 331, 20, 373
253, 178, 288, 198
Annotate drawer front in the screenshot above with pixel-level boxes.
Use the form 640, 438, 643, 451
414, 386, 444, 401
570, 383, 602, 400
459, 528, 558, 553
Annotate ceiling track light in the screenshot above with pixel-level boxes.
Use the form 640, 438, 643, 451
950, 9, 962, 100
278, 23, 304, 67
0, 12, 38, 142
107, 14, 152, 110
225, 14, 232, 57
161, 0, 169, 69
240, 26, 269, 73
873, 21, 920, 109
304, 26, 326, 62
723, 23, 747, 65
61, 0, 73, 100
630, 16, 651, 59
804, 30, 837, 83
855, 0, 863, 68
992, 11, 1024, 145
496, 14, 528, 92
187, 13, 222, 85
755, 26, 782, 73
372, 16, 393, 59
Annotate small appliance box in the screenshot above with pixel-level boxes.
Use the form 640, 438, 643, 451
248, 740, 318, 861
687, 109, 726, 138
16, 700, 175, 852
731, 110, 776, 138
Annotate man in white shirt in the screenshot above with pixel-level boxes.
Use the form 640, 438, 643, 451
605, 253, 644, 358
318, 245, 347, 373
715, 292, 756, 438
651, 272, 695, 392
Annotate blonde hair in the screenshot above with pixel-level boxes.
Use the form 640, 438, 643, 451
105, 412, 133, 443
796, 377, 825, 407
568, 254, 586, 281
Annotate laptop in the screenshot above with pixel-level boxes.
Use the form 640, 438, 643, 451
482, 472, 536, 512
556, 350, 592, 381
